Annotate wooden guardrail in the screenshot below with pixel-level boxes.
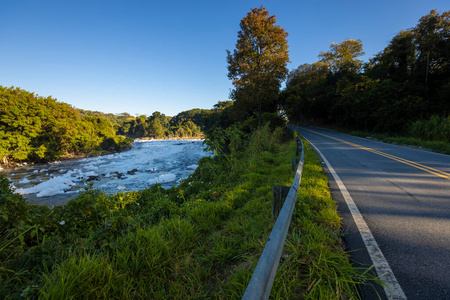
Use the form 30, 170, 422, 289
242, 137, 304, 300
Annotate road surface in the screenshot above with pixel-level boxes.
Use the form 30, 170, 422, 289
291, 126, 450, 300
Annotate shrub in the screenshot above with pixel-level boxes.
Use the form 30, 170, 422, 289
410, 115, 450, 142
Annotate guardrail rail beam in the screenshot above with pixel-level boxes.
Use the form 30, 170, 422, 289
242, 137, 304, 300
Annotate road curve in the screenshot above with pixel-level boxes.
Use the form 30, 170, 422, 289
291, 126, 450, 300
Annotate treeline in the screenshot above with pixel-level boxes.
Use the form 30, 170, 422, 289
76, 109, 133, 129
0, 7, 375, 299
78, 102, 234, 139
0, 85, 234, 165
117, 101, 233, 139
0, 86, 132, 165
280, 9, 450, 135
2, 10, 448, 168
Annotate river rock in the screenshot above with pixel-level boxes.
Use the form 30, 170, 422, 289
86, 175, 100, 181
127, 169, 138, 175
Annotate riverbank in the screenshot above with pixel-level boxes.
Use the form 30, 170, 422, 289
3, 139, 209, 208
0, 150, 121, 171
0, 126, 375, 299
1, 137, 205, 170
134, 135, 205, 141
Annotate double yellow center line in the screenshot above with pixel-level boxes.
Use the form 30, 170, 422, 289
303, 128, 450, 181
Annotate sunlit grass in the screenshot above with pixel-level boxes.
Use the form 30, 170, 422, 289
1, 126, 377, 299
348, 130, 450, 155
268, 139, 379, 299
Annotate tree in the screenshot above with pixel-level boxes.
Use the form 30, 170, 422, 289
366, 30, 416, 81
226, 6, 289, 127
319, 39, 365, 74
414, 10, 450, 98
148, 111, 167, 138
0, 86, 130, 164
280, 62, 329, 123
213, 100, 233, 111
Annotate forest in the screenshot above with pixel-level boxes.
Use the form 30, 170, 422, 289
116, 101, 233, 139
0, 85, 232, 165
0, 86, 133, 165
3, 10, 448, 166
280, 9, 450, 141
1, 7, 449, 299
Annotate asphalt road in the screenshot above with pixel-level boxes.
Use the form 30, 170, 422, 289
291, 126, 450, 300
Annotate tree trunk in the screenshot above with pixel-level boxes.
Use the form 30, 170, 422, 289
425, 51, 430, 98
258, 97, 262, 129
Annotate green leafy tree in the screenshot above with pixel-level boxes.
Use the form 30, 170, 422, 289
281, 10, 450, 133
414, 10, 450, 92
0, 86, 131, 164
319, 39, 365, 74
226, 5, 289, 127
366, 30, 416, 81
213, 101, 233, 111
280, 62, 329, 123
148, 111, 167, 138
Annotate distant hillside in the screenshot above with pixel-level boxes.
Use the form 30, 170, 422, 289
0, 86, 132, 165
117, 102, 233, 139
76, 109, 134, 129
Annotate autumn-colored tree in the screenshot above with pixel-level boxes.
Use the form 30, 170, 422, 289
227, 6, 289, 127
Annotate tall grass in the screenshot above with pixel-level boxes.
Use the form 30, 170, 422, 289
1, 125, 376, 299
410, 115, 450, 142
270, 140, 378, 299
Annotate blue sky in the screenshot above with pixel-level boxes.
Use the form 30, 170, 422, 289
1, 0, 449, 117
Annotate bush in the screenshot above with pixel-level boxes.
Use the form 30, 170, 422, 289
410, 115, 450, 142
100, 136, 131, 152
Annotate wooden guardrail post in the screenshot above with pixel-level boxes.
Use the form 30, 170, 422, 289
292, 157, 300, 171
272, 185, 290, 219
295, 136, 301, 157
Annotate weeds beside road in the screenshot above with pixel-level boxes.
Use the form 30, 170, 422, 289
1, 125, 377, 299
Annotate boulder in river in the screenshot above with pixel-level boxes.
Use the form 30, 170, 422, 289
110, 171, 127, 179
127, 169, 138, 175
86, 175, 100, 181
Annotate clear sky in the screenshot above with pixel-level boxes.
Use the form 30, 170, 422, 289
1, 0, 449, 117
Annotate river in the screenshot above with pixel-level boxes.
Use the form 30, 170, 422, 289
1, 139, 211, 206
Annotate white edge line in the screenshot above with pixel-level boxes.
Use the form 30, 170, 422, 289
304, 136, 407, 300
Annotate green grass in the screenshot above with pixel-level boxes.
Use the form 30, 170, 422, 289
0, 125, 377, 299
348, 130, 450, 155
409, 115, 450, 143
270, 140, 378, 299
311, 116, 450, 155
342, 115, 450, 155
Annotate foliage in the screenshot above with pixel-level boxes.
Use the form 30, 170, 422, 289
282, 9, 450, 135
269, 139, 378, 299
117, 105, 232, 139
77, 109, 133, 130
0, 86, 132, 165
413, 9, 450, 98
280, 62, 329, 123
227, 5, 289, 127
319, 39, 365, 73
202, 124, 248, 156
0, 124, 374, 299
409, 115, 450, 142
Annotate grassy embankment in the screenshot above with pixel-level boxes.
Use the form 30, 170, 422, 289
346, 115, 450, 155
0, 125, 376, 299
